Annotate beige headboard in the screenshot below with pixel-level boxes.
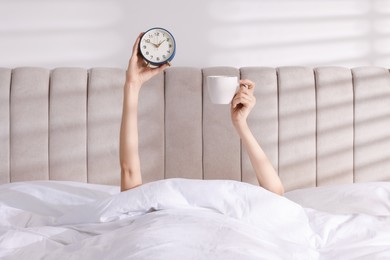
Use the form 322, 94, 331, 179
1, 66, 390, 192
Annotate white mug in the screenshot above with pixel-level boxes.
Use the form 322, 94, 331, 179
207, 76, 238, 104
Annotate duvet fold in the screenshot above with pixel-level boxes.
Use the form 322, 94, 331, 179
1, 179, 390, 259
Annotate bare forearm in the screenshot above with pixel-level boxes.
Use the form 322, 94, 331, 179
119, 32, 168, 191
234, 122, 284, 195
120, 83, 142, 191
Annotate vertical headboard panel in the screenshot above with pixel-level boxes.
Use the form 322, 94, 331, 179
315, 67, 353, 186
165, 67, 203, 180
202, 67, 241, 181
11, 68, 50, 182
278, 67, 317, 191
87, 68, 125, 185
315, 67, 354, 186
240, 67, 278, 186
49, 68, 88, 182
353, 67, 390, 182
0, 68, 11, 184
138, 71, 165, 184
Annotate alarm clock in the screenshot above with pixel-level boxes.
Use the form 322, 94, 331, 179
139, 27, 176, 66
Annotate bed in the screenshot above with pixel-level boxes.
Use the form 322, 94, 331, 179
1, 66, 390, 259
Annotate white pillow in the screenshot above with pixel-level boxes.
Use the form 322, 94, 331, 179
285, 182, 390, 216
0, 181, 119, 216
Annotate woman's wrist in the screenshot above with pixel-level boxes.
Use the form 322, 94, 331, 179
233, 120, 250, 136
124, 81, 141, 94
123, 82, 141, 111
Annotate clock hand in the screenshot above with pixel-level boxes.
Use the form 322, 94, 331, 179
149, 42, 158, 48
157, 39, 166, 48
153, 37, 160, 48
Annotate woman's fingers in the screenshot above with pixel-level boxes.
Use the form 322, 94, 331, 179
236, 89, 253, 97
132, 32, 143, 56
128, 33, 144, 71
232, 93, 255, 108
232, 97, 252, 109
154, 64, 167, 73
150, 63, 169, 76
239, 79, 255, 94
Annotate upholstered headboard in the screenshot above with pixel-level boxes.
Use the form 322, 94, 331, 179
1, 66, 390, 191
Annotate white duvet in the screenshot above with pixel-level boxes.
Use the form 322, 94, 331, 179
0, 179, 389, 259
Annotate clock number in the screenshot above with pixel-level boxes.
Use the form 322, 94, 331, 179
169, 44, 172, 48
167, 50, 171, 54
157, 57, 160, 61
167, 38, 170, 42
150, 55, 153, 59
163, 55, 166, 59
143, 45, 146, 49
146, 39, 150, 43
146, 51, 149, 55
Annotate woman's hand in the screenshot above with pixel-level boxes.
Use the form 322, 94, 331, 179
231, 79, 256, 128
126, 33, 169, 89
230, 80, 283, 195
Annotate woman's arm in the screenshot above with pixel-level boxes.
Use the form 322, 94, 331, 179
120, 33, 168, 192
231, 80, 284, 195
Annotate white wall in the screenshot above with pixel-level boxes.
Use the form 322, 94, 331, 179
1, 0, 389, 69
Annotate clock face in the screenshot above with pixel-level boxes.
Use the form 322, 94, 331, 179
139, 28, 176, 66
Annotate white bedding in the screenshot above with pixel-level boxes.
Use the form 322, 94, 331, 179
0, 179, 389, 259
